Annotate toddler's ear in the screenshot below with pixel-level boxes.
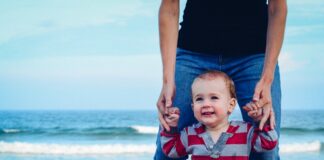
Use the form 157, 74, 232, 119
228, 98, 236, 114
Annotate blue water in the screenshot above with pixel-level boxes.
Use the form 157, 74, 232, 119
1, 109, 324, 160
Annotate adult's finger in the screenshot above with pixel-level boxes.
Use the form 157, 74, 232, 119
156, 92, 165, 110
255, 97, 271, 109
259, 106, 270, 130
270, 108, 276, 130
158, 112, 170, 132
165, 86, 174, 108
165, 96, 172, 108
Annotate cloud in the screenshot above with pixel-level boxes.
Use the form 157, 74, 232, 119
0, 0, 158, 43
278, 52, 307, 73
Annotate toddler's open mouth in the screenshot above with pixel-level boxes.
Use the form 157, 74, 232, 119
201, 111, 215, 116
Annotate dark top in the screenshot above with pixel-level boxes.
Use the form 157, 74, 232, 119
178, 0, 268, 56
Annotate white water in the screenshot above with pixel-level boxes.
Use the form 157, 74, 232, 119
131, 125, 158, 134
0, 141, 321, 155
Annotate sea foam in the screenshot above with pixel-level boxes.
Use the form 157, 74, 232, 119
0, 141, 321, 155
0, 141, 155, 155
1, 129, 21, 133
131, 125, 158, 134
280, 141, 321, 153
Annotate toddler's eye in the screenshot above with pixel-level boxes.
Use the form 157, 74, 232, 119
211, 96, 218, 100
195, 97, 203, 101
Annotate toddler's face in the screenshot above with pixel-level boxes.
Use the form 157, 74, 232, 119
191, 78, 235, 127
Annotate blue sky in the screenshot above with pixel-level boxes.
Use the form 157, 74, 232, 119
0, 0, 323, 110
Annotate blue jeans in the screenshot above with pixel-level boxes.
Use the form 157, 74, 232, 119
154, 48, 281, 160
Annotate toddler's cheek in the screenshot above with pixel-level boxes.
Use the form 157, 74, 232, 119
215, 107, 227, 115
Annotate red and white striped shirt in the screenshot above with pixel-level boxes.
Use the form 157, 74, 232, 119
160, 121, 278, 160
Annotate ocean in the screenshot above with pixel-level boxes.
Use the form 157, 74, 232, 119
0, 109, 323, 160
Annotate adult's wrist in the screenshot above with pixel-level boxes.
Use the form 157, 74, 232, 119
260, 66, 275, 85
260, 74, 274, 85
163, 77, 174, 84
163, 73, 175, 84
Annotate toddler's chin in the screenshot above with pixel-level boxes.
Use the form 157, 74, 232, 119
201, 120, 216, 127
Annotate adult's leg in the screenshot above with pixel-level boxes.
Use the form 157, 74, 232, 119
224, 54, 281, 160
154, 48, 213, 160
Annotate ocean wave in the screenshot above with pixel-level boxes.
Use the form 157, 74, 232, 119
1, 129, 21, 133
0, 141, 321, 155
0, 141, 155, 154
281, 127, 324, 134
280, 141, 321, 153
131, 125, 158, 134
3, 126, 324, 137
0, 126, 158, 136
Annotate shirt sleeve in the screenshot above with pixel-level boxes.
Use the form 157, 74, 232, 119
248, 124, 278, 152
160, 127, 189, 158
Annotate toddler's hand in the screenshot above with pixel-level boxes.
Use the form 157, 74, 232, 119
163, 107, 180, 127
243, 102, 262, 122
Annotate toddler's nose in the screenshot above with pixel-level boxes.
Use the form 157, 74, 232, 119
202, 100, 212, 108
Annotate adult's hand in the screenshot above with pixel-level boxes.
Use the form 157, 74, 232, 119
243, 102, 275, 130
251, 78, 275, 130
157, 82, 175, 132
